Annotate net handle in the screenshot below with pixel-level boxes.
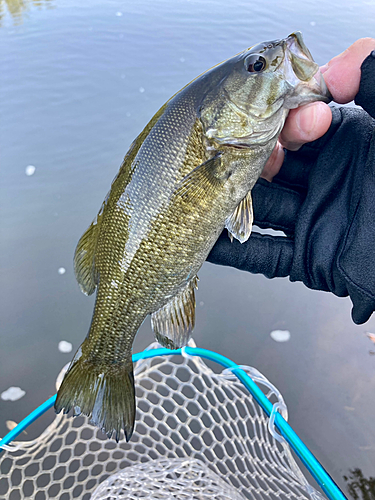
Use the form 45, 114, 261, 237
0, 346, 347, 500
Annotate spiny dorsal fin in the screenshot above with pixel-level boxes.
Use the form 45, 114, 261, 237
225, 190, 253, 243
175, 153, 224, 203
151, 277, 198, 349
74, 218, 101, 296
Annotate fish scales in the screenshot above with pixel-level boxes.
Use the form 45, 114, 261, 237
55, 32, 331, 441
90, 102, 207, 351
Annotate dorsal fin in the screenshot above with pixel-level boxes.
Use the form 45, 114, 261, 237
151, 277, 198, 349
74, 215, 102, 296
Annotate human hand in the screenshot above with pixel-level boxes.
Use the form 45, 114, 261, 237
262, 37, 375, 181
207, 39, 375, 324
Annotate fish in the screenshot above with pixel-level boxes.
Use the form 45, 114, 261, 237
5, 420, 27, 435
55, 32, 331, 441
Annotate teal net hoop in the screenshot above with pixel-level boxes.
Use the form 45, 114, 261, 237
0, 344, 346, 500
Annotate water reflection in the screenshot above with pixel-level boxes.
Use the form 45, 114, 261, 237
0, 0, 54, 26
344, 469, 375, 500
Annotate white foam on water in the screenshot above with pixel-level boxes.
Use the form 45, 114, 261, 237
25, 165, 36, 176
270, 330, 291, 343
58, 341, 73, 353
1, 387, 26, 401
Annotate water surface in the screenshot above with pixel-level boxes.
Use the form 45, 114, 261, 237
1, 0, 375, 494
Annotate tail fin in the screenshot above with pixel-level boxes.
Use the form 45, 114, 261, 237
55, 350, 135, 442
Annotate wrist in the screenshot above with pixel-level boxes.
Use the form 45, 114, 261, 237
355, 50, 375, 118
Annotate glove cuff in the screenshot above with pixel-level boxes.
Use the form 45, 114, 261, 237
355, 50, 375, 119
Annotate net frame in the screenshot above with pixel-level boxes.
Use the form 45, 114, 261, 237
0, 341, 344, 500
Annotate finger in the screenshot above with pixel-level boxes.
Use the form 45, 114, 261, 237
279, 101, 332, 151
261, 142, 285, 181
320, 37, 375, 104
346, 282, 375, 325
351, 300, 374, 325
252, 179, 303, 233
207, 231, 294, 279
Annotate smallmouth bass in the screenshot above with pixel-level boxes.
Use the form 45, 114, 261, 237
55, 32, 331, 441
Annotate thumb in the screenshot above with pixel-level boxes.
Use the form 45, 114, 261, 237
279, 101, 332, 151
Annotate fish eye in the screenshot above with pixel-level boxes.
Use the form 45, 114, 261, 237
246, 54, 267, 73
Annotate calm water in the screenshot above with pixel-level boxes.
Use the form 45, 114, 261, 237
1, 0, 375, 494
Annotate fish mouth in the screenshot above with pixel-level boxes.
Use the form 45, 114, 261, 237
282, 31, 332, 108
285, 31, 315, 80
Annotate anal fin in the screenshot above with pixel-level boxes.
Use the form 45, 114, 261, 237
151, 277, 198, 349
225, 191, 253, 244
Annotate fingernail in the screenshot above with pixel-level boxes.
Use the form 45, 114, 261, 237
296, 104, 317, 136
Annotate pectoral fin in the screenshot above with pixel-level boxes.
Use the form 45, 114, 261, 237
175, 153, 224, 203
74, 221, 99, 296
151, 277, 198, 349
225, 191, 253, 243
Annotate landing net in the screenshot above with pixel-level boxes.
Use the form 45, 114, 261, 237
0, 341, 339, 500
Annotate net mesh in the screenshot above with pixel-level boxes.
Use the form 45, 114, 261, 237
0, 341, 325, 500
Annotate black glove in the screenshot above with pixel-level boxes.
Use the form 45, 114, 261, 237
207, 51, 375, 324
